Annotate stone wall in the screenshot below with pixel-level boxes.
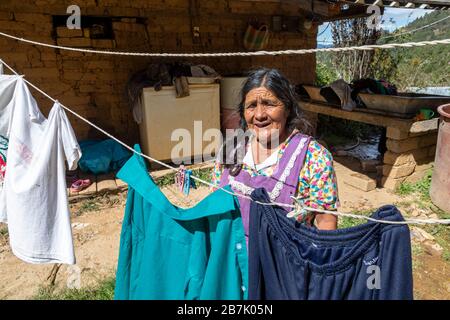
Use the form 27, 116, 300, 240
381, 126, 437, 190
0, 0, 318, 143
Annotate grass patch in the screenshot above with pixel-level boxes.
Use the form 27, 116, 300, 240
338, 209, 373, 229
412, 243, 424, 257
34, 276, 115, 300
155, 167, 213, 188
0, 224, 8, 237
422, 224, 450, 263
396, 169, 433, 201
395, 168, 450, 264
396, 183, 415, 197
74, 199, 100, 216
411, 244, 424, 271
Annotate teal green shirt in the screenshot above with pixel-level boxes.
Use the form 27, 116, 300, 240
114, 146, 248, 300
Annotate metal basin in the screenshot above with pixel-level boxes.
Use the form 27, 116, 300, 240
302, 85, 327, 103
358, 92, 450, 116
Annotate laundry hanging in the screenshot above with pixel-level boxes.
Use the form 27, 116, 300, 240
0, 74, 81, 264
114, 145, 248, 300
248, 188, 414, 300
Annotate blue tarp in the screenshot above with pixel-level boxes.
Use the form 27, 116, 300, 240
78, 139, 132, 175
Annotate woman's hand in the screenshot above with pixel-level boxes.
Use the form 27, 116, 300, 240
315, 213, 338, 230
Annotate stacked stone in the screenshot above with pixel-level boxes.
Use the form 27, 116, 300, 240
381, 126, 437, 190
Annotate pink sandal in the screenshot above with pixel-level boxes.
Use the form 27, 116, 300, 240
70, 179, 92, 193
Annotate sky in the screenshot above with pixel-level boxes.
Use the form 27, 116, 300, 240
317, 8, 431, 44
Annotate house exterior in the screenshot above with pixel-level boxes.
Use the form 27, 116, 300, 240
0, 0, 370, 143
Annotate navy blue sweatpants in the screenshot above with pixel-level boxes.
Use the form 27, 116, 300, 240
248, 188, 413, 300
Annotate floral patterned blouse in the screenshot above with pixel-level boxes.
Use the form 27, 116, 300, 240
211, 133, 340, 219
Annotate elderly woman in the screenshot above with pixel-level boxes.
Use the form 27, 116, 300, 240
212, 68, 339, 244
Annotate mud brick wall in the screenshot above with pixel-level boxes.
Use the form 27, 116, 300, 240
381, 126, 437, 190
0, 0, 318, 143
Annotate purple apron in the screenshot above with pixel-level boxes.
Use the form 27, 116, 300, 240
219, 133, 311, 246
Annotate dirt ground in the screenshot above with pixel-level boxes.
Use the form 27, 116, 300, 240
0, 160, 449, 300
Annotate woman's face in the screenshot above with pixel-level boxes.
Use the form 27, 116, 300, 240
243, 86, 289, 145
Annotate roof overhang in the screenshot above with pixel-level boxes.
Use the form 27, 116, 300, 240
342, 0, 450, 10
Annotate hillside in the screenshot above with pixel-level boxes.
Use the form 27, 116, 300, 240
388, 10, 450, 42
316, 10, 450, 89
379, 10, 450, 89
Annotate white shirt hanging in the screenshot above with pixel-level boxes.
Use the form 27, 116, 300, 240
0, 75, 81, 264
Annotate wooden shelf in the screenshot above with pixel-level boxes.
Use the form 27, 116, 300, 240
299, 101, 439, 133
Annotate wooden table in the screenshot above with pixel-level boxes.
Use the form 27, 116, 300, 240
299, 101, 439, 133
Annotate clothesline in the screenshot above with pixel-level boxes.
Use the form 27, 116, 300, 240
1, 58, 449, 226
0, 30, 450, 57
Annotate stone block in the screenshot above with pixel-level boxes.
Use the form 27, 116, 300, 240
381, 176, 406, 191
419, 133, 438, 148
0, 11, 13, 20
63, 72, 98, 81
14, 13, 51, 24
383, 148, 429, 166
415, 159, 434, 172
57, 37, 92, 48
91, 39, 116, 49
386, 127, 409, 140
97, 174, 118, 193
56, 26, 83, 38
383, 163, 416, 179
344, 173, 377, 192
404, 170, 429, 184
22, 67, 60, 79
84, 60, 115, 70
386, 133, 437, 153
40, 52, 57, 61
386, 137, 418, 153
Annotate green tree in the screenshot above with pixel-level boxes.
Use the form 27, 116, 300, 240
331, 18, 381, 82
315, 62, 338, 86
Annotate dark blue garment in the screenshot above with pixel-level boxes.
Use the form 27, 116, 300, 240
248, 188, 413, 300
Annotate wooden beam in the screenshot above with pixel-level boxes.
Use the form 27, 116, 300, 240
299, 101, 415, 131
346, 0, 450, 9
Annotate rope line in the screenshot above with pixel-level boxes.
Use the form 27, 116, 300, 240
0, 59, 449, 226
0, 30, 449, 57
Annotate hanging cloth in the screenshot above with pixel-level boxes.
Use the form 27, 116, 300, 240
248, 188, 414, 300
114, 145, 248, 300
0, 75, 81, 264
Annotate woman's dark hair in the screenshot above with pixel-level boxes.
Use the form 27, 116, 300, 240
224, 68, 312, 176
238, 68, 311, 133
